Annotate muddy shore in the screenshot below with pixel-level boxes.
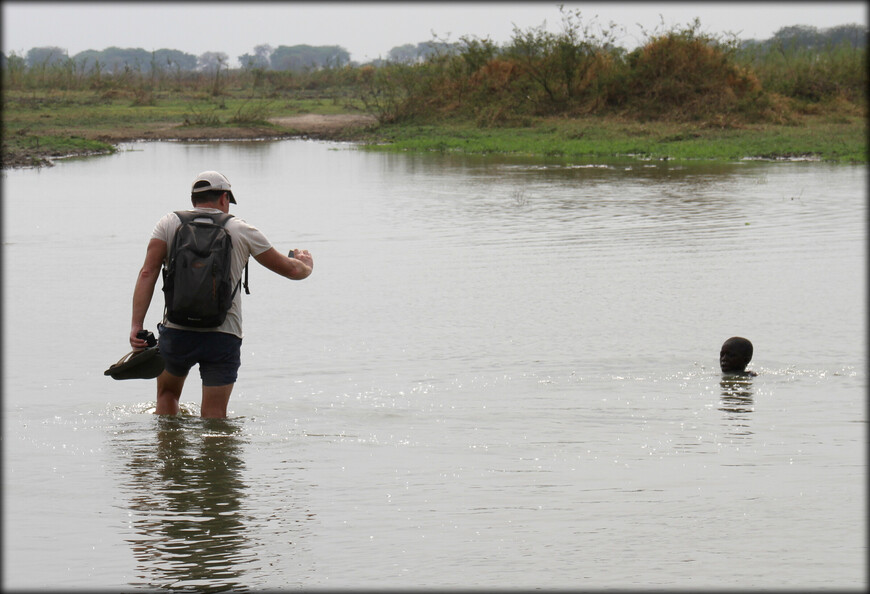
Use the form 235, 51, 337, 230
96, 113, 379, 143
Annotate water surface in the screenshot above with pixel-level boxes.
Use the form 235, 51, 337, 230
3, 140, 865, 589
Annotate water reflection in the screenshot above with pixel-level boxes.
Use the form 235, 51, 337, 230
364, 150, 779, 258
719, 375, 755, 440
117, 416, 253, 592
720, 375, 755, 412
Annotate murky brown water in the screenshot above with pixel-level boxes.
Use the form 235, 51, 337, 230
2, 140, 865, 589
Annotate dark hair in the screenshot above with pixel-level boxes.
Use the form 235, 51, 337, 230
722, 336, 753, 363
191, 181, 225, 205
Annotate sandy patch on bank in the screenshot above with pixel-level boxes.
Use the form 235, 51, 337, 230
269, 113, 378, 133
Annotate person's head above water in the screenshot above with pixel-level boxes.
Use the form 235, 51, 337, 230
720, 336, 754, 374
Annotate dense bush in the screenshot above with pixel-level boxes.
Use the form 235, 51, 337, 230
618, 21, 763, 121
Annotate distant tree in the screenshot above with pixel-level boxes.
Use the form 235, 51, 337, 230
388, 39, 462, 62
416, 40, 461, 60
822, 23, 867, 48
71, 49, 102, 71
772, 25, 823, 49
197, 51, 228, 72
387, 44, 418, 63
741, 22, 867, 54
153, 49, 197, 72
240, 44, 274, 69
238, 53, 255, 69
71, 47, 153, 74
25, 46, 68, 68
71, 47, 195, 73
386, 39, 461, 64
270, 44, 350, 71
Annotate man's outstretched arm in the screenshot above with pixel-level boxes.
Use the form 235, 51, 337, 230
254, 247, 313, 280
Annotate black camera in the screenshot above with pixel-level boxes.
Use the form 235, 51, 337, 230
136, 329, 157, 348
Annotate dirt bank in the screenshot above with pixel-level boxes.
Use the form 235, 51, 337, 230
269, 113, 379, 134
96, 113, 379, 142
137, 113, 379, 142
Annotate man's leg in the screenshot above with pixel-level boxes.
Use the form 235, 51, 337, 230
155, 370, 186, 415
201, 384, 234, 418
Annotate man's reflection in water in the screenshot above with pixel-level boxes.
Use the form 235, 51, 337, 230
719, 375, 755, 439
122, 416, 253, 591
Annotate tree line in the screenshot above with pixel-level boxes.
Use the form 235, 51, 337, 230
4, 21, 864, 75
741, 23, 867, 52
1, 44, 353, 75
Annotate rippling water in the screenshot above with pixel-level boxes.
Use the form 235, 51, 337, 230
2, 141, 865, 589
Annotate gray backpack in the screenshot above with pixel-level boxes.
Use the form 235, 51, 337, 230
162, 211, 248, 328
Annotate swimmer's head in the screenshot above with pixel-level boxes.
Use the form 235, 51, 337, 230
720, 337, 753, 373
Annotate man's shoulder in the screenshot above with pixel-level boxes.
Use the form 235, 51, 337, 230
227, 216, 261, 233
151, 211, 181, 238
226, 216, 272, 254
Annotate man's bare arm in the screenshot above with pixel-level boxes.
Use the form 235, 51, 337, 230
130, 238, 167, 348
254, 247, 313, 280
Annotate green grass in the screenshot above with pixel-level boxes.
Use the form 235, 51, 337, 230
2, 89, 365, 134
4, 90, 255, 131
357, 114, 867, 163
2, 130, 117, 168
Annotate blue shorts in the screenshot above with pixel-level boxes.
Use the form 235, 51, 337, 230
157, 324, 242, 386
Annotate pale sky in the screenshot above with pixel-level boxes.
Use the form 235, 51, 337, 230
2, 2, 866, 66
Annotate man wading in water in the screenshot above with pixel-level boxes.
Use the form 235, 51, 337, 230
129, 171, 313, 418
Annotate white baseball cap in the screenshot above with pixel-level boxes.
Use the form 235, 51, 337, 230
191, 170, 237, 204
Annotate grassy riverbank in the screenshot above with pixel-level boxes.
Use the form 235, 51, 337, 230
356, 107, 867, 163
2, 88, 866, 167
1, 89, 372, 168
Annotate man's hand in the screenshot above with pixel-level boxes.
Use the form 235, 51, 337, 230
129, 325, 148, 351
291, 249, 314, 269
